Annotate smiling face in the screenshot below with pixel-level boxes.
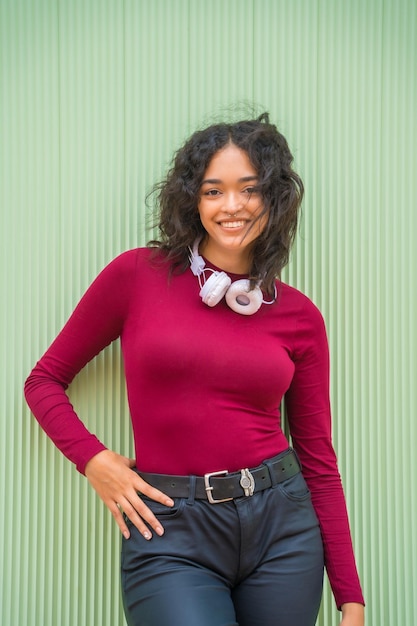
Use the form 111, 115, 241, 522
197, 143, 268, 273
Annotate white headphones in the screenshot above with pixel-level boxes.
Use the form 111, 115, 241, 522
188, 240, 275, 316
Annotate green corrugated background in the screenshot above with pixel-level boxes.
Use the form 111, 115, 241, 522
1, 1, 416, 624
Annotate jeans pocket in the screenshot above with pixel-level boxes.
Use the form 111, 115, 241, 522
277, 472, 311, 502
123, 497, 186, 527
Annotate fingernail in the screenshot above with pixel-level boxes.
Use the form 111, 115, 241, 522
155, 526, 164, 536
123, 530, 130, 540
166, 498, 175, 507
143, 531, 151, 540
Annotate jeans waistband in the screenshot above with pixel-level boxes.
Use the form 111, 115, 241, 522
138, 448, 301, 504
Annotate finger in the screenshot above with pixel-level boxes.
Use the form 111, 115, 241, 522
134, 476, 174, 508
109, 501, 133, 540
119, 496, 163, 540
121, 480, 176, 538
112, 499, 158, 541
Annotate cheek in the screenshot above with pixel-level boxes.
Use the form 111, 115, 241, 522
252, 203, 268, 228
197, 201, 213, 223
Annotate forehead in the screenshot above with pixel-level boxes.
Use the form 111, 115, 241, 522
203, 144, 256, 177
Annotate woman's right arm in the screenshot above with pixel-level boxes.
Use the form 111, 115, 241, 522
24, 249, 174, 539
24, 251, 134, 471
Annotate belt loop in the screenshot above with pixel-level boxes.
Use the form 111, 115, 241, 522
263, 458, 279, 487
187, 475, 196, 505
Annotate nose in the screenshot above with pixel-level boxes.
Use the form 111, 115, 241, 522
224, 192, 243, 213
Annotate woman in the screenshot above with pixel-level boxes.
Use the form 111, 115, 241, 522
25, 113, 365, 625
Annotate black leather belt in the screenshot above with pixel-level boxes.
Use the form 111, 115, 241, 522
138, 448, 300, 504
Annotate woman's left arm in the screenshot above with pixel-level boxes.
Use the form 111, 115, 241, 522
285, 296, 365, 611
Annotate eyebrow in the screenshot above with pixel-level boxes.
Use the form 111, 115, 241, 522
201, 176, 258, 185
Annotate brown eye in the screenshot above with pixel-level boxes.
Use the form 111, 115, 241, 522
243, 187, 258, 196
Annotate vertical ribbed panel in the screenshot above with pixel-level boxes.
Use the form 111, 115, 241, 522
1, 1, 415, 625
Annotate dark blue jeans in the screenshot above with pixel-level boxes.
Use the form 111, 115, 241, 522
121, 459, 324, 626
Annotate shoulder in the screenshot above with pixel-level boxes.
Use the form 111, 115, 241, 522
83, 248, 157, 296
278, 281, 325, 323
107, 246, 151, 267
276, 282, 328, 355
95, 247, 175, 296
100, 247, 165, 277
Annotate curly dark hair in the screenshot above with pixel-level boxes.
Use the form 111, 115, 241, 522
147, 112, 303, 295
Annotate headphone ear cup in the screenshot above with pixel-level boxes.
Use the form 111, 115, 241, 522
225, 279, 263, 315
199, 271, 232, 307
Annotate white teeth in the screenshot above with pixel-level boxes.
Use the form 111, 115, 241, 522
221, 221, 245, 228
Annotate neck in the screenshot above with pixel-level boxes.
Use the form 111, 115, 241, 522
199, 239, 252, 275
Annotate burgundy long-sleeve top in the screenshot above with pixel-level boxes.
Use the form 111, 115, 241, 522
24, 247, 364, 609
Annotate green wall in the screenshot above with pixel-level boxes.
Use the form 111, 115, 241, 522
1, 1, 416, 624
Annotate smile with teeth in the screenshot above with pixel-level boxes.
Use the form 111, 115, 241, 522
219, 220, 246, 228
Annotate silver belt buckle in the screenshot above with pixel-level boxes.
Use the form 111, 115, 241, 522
240, 468, 255, 497
204, 470, 234, 504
